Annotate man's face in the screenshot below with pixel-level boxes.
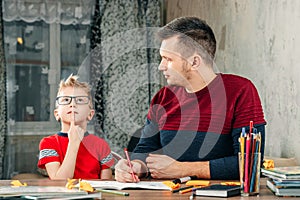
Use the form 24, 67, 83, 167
158, 36, 192, 87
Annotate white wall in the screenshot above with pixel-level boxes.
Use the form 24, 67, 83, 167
167, 0, 300, 163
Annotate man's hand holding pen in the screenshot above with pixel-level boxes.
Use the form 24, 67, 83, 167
115, 153, 186, 182
114, 159, 146, 182
124, 148, 139, 182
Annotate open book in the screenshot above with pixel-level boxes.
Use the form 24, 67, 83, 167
78, 180, 172, 191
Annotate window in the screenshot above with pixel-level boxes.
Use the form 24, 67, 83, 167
4, 20, 92, 135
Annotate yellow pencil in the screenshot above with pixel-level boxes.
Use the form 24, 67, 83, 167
179, 185, 203, 194
239, 128, 246, 189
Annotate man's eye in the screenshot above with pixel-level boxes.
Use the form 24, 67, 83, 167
161, 57, 170, 63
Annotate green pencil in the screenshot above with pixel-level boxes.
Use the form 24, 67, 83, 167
95, 189, 130, 196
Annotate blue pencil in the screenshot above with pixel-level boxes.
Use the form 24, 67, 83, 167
249, 137, 260, 192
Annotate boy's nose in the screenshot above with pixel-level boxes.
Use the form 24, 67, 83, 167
69, 98, 77, 106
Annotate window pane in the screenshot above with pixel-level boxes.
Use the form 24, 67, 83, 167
4, 21, 50, 122
60, 24, 91, 80
15, 65, 50, 121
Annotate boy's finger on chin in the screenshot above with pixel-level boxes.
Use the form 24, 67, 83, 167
72, 111, 76, 123
69, 112, 75, 126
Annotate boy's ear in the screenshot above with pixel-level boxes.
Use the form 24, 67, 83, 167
54, 110, 60, 122
87, 109, 95, 121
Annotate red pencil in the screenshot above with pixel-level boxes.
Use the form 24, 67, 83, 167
249, 121, 253, 133
124, 148, 138, 182
244, 135, 251, 193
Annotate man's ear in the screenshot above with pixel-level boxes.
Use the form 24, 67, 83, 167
87, 109, 95, 121
54, 109, 60, 122
190, 55, 202, 70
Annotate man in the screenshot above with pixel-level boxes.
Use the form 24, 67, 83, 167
115, 16, 266, 181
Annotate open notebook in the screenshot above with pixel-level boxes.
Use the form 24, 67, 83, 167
77, 180, 172, 190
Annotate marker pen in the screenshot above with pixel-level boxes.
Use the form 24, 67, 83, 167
172, 176, 197, 184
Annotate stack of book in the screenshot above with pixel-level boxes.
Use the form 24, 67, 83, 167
261, 166, 300, 197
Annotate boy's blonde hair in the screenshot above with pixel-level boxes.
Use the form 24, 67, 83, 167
57, 74, 93, 108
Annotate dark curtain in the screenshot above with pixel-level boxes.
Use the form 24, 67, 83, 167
90, 0, 163, 155
0, 2, 7, 179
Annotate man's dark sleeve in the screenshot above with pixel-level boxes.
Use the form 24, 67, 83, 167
210, 124, 265, 180
130, 119, 162, 162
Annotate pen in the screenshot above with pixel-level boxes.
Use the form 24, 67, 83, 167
96, 189, 130, 196
124, 148, 138, 182
172, 176, 197, 184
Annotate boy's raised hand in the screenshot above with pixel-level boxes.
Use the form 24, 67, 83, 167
68, 111, 84, 145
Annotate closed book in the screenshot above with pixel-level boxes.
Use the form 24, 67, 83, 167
262, 166, 300, 179
262, 173, 300, 182
272, 179, 300, 187
267, 179, 300, 197
0, 186, 87, 198
194, 184, 240, 197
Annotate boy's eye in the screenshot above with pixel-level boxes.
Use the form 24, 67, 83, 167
75, 96, 89, 104
61, 97, 71, 102
77, 97, 84, 103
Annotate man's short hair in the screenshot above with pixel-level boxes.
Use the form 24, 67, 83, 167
157, 16, 216, 63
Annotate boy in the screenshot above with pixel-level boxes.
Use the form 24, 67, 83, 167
38, 74, 114, 180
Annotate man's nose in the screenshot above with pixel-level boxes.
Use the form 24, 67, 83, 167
158, 60, 167, 71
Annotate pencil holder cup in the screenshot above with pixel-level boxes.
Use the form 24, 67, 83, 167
238, 152, 261, 196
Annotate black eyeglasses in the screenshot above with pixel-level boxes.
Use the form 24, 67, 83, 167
56, 96, 90, 105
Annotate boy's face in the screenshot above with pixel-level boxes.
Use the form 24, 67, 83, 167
54, 86, 94, 126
